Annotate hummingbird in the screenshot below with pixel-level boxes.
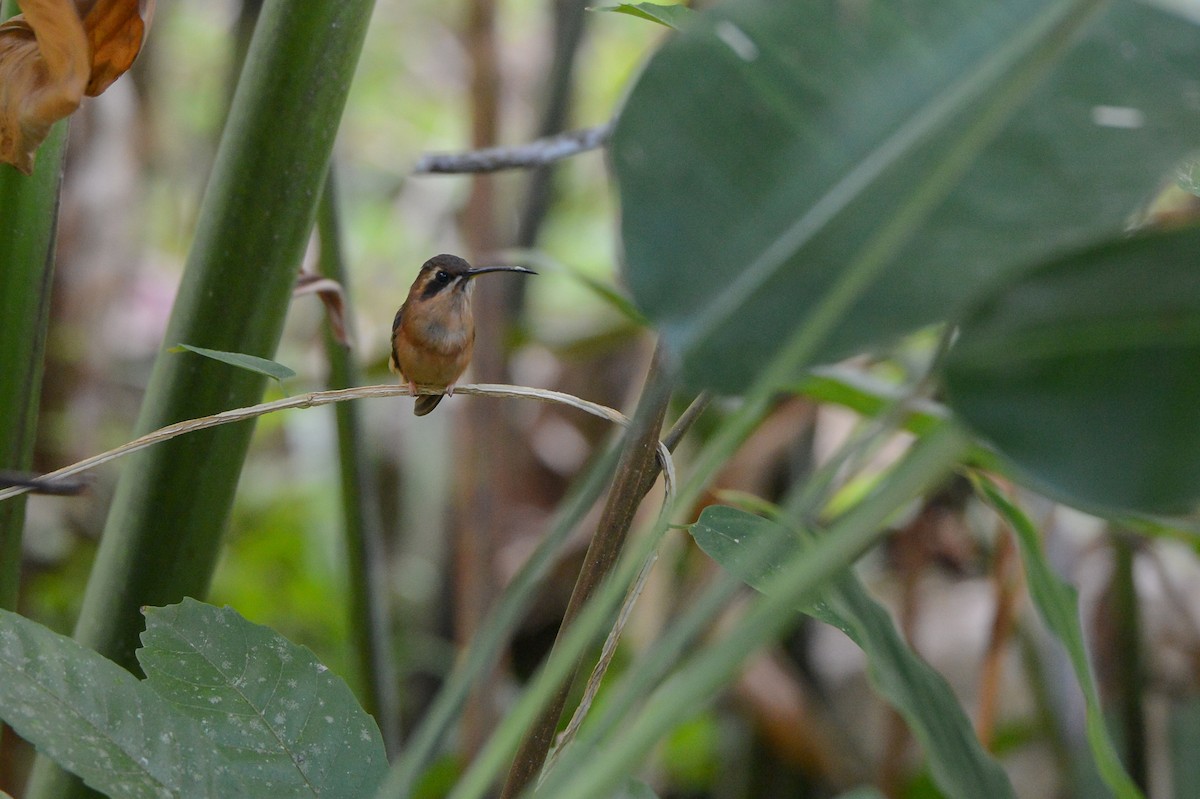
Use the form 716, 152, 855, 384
389, 253, 536, 416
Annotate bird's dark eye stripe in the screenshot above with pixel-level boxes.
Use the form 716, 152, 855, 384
421, 271, 454, 299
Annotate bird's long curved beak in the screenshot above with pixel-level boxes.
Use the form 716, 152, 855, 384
465, 265, 537, 278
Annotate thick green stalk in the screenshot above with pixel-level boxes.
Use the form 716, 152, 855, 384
26, 2, 376, 796
0, 121, 66, 613
0, 2, 69, 782
316, 167, 401, 755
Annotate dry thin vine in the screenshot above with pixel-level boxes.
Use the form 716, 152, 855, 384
0, 383, 676, 505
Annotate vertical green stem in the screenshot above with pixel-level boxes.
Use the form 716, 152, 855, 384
0, 1, 70, 782
316, 167, 401, 755
0, 118, 68, 612
26, 2, 377, 797
0, 0, 68, 612
1110, 533, 1146, 791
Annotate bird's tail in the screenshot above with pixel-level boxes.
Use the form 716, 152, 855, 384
414, 394, 444, 416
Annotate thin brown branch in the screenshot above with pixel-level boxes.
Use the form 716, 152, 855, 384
537, 393, 711, 777
413, 122, 612, 175
0, 383, 675, 505
500, 345, 680, 799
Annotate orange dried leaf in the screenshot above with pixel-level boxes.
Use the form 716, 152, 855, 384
81, 0, 153, 96
0, 0, 152, 173
0, 0, 89, 174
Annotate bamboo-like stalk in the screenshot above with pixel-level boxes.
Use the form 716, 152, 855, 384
24, 3, 378, 797
0, 3, 70, 784
0, 121, 66, 612
0, 0, 69, 610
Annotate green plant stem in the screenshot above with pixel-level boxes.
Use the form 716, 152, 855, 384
0, 0, 68, 609
316, 166, 401, 755
0, 1, 69, 780
499, 345, 673, 799
0, 122, 67, 613
25, 2, 377, 797
1110, 532, 1147, 791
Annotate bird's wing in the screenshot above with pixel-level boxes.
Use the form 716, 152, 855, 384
388, 306, 404, 375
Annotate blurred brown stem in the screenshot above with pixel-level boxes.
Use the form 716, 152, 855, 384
455, 0, 508, 758
977, 525, 1021, 749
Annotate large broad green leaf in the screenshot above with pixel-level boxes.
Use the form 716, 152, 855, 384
690, 506, 1016, 799
972, 477, 1141, 798
944, 227, 1200, 516
613, 0, 1200, 393
138, 598, 388, 799
0, 608, 244, 798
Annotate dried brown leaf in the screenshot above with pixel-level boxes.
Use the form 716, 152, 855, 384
81, 0, 153, 96
295, 272, 353, 348
0, 0, 152, 173
0, 0, 88, 174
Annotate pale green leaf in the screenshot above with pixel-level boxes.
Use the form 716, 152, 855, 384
171, 343, 296, 382
972, 476, 1142, 798
593, 3, 695, 29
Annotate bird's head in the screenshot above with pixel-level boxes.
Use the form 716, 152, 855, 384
407, 254, 536, 306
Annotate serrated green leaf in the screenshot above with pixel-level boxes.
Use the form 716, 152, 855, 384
137, 598, 387, 799
593, 3, 695, 30
171, 343, 297, 382
690, 506, 1015, 799
0, 608, 244, 798
944, 228, 1200, 516
972, 476, 1142, 799
614, 0, 1200, 393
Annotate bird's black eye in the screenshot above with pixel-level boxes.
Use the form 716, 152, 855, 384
435, 270, 451, 283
